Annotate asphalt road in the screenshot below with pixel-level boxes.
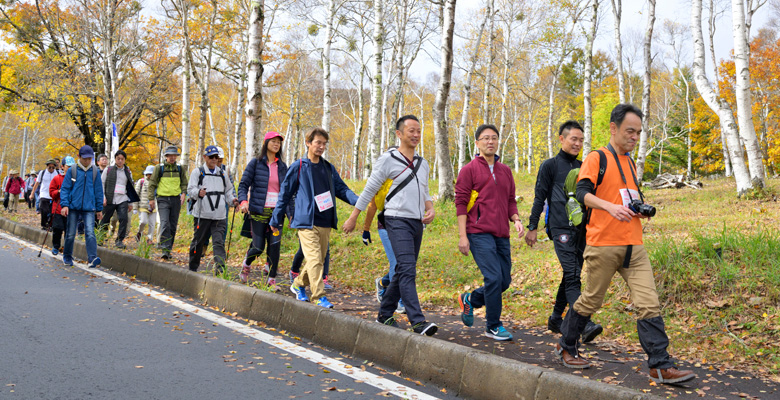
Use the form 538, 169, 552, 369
0, 233, 456, 400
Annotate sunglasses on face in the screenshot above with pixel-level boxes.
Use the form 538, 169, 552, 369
208, 155, 219, 159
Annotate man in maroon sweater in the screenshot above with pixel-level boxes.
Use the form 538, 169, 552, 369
454, 124, 525, 341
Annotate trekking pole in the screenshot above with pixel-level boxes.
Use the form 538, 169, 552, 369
225, 205, 238, 264
38, 211, 54, 257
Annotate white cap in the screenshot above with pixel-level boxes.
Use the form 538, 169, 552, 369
217, 146, 225, 159
144, 165, 155, 175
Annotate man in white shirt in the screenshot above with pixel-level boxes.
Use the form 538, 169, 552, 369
29, 159, 59, 229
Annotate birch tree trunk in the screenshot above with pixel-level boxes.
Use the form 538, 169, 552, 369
321, 0, 336, 132
610, 0, 626, 103
231, 72, 247, 178
457, 1, 489, 172
365, 0, 384, 178
481, 0, 495, 124
180, 1, 191, 170
679, 70, 694, 178
731, 0, 765, 187
434, 0, 457, 201
497, 31, 510, 157
581, 0, 598, 158
351, 67, 365, 179
708, 0, 732, 176
691, 0, 752, 194
635, 0, 655, 182
546, 63, 563, 158
245, 0, 265, 161
20, 126, 28, 174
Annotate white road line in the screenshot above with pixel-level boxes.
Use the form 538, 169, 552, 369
0, 232, 440, 400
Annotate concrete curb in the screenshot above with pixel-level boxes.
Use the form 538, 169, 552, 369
0, 216, 661, 400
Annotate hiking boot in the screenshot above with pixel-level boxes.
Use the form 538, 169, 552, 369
63, 257, 74, 266
51, 247, 59, 256
115, 242, 126, 250
161, 253, 170, 260
214, 265, 225, 276
395, 299, 406, 314
554, 343, 590, 369
88, 257, 101, 269
322, 275, 333, 290
581, 321, 603, 343
239, 263, 251, 283
289, 270, 299, 282
485, 326, 513, 341
316, 296, 334, 308
412, 321, 438, 336
375, 277, 385, 303
262, 262, 270, 276
548, 315, 563, 334
458, 292, 474, 327
376, 315, 399, 328
266, 277, 278, 291
649, 367, 696, 384
290, 284, 309, 302
135, 232, 142, 242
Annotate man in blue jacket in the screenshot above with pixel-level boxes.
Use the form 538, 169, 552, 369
270, 128, 358, 309
60, 145, 104, 268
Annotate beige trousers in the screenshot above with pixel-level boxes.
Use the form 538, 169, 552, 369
294, 226, 331, 301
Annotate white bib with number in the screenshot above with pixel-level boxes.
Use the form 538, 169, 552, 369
115, 183, 126, 195
619, 188, 641, 207
265, 191, 279, 208
314, 191, 334, 212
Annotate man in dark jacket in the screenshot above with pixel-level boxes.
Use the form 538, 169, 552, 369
454, 124, 524, 341
526, 120, 603, 343
270, 128, 358, 309
60, 145, 104, 268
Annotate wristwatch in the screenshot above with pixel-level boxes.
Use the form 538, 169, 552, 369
526, 223, 537, 231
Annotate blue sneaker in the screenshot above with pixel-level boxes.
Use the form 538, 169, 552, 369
51, 248, 59, 255
316, 296, 334, 308
396, 299, 406, 314
290, 284, 309, 302
485, 326, 513, 341
63, 257, 74, 266
458, 292, 474, 327
322, 276, 333, 290
88, 257, 101, 269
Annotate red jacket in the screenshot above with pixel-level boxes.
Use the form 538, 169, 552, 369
50, 174, 65, 215
5, 177, 23, 195
455, 155, 519, 238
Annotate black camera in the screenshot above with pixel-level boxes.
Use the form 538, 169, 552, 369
628, 199, 656, 217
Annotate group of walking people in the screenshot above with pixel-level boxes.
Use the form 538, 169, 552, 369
0, 103, 695, 385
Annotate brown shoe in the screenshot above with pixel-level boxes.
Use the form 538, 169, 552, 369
649, 367, 696, 384
554, 343, 590, 369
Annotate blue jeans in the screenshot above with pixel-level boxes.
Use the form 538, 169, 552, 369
467, 233, 512, 330
64, 210, 98, 263
379, 217, 424, 325
378, 228, 397, 287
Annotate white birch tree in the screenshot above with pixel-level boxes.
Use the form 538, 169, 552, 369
635, 0, 655, 182
610, 0, 626, 103
581, 0, 599, 158
245, 0, 265, 160
434, 0, 457, 201
366, 0, 384, 178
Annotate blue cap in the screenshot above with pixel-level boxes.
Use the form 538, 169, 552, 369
204, 145, 219, 157
63, 156, 76, 167
79, 145, 95, 159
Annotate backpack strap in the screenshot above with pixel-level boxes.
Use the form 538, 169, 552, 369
384, 154, 423, 206
584, 150, 607, 226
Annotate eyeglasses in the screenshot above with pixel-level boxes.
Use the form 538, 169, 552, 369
478, 136, 499, 142
208, 155, 219, 159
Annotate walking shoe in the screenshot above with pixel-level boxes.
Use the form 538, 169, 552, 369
316, 296, 334, 308
115, 242, 126, 250
458, 292, 474, 327
554, 343, 590, 369
547, 315, 563, 334
88, 257, 101, 269
290, 284, 309, 302
238, 263, 251, 283
51, 247, 59, 256
266, 277, 278, 291
214, 265, 225, 276
581, 321, 603, 343
485, 326, 513, 341
323, 275, 333, 290
135, 232, 142, 242
412, 321, 438, 336
63, 257, 74, 266
262, 263, 270, 276
649, 367, 696, 384
395, 299, 406, 314
161, 253, 170, 260
376, 315, 399, 328
289, 270, 299, 282
375, 277, 385, 303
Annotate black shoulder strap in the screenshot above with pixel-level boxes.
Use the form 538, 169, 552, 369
197, 167, 206, 187
384, 155, 423, 205
596, 149, 606, 188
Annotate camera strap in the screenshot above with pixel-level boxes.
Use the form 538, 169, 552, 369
606, 144, 645, 204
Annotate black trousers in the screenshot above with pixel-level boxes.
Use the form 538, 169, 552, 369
189, 218, 227, 271
244, 217, 281, 278
40, 198, 52, 229
552, 230, 585, 316
378, 217, 425, 325
52, 214, 67, 250
100, 201, 129, 243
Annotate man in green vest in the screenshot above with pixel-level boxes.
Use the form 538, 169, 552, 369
148, 146, 188, 260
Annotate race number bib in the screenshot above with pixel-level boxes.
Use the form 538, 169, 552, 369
115, 184, 126, 195
619, 188, 641, 207
265, 191, 279, 208
314, 191, 334, 212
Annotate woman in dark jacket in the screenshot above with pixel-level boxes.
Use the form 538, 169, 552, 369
237, 131, 287, 288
